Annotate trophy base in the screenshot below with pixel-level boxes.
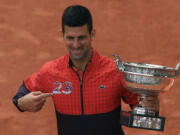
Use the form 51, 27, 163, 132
120, 111, 165, 131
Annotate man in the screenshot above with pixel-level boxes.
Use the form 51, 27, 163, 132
13, 5, 158, 135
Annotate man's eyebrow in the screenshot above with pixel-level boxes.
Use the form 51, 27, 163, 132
65, 35, 87, 38
78, 35, 87, 38
66, 36, 74, 38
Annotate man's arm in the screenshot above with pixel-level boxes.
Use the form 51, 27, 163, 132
121, 90, 139, 109
122, 90, 159, 112
12, 82, 53, 112
12, 82, 30, 112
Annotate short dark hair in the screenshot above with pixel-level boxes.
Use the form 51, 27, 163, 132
62, 5, 93, 33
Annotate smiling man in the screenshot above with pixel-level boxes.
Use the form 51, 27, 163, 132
63, 24, 94, 71
13, 5, 141, 135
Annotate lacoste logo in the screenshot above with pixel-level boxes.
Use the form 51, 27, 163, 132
99, 85, 106, 89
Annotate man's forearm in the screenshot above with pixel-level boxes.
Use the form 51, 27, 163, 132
12, 82, 30, 112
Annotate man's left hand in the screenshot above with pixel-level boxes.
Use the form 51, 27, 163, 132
138, 96, 159, 113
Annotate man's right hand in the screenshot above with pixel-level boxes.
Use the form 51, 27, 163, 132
17, 91, 54, 112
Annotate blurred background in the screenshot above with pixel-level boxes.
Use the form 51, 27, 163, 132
0, 0, 180, 135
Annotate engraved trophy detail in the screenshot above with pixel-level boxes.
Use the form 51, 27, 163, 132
114, 55, 180, 131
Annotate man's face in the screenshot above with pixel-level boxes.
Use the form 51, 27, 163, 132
63, 24, 94, 61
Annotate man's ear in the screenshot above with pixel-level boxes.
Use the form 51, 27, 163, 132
91, 29, 95, 40
60, 29, 65, 40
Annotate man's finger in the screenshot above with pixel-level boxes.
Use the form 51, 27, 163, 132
31, 91, 42, 96
37, 93, 54, 99
138, 96, 159, 101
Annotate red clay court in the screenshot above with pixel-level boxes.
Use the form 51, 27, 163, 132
0, 0, 180, 135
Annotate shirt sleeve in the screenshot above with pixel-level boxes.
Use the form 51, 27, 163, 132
120, 76, 139, 109
118, 70, 139, 109
13, 63, 50, 112
122, 89, 139, 109
12, 82, 30, 112
24, 63, 50, 93
24, 69, 44, 92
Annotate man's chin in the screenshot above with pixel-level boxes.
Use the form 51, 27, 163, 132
70, 54, 84, 60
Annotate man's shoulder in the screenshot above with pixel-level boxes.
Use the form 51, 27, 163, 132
100, 55, 114, 63
98, 54, 115, 67
93, 49, 114, 65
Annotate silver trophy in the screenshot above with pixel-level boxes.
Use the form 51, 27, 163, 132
114, 55, 180, 131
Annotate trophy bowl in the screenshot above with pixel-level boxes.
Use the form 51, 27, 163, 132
114, 55, 180, 131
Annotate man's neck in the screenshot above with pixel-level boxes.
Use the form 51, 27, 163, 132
71, 49, 93, 72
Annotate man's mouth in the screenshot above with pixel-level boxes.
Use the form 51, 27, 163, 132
71, 49, 82, 55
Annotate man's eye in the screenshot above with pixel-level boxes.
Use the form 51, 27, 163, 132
78, 36, 85, 40
66, 37, 74, 40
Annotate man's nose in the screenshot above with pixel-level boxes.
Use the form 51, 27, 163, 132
72, 38, 80, 48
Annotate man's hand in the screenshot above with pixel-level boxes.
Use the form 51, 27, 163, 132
18, 91, 54, 112
138, 96, 159, 113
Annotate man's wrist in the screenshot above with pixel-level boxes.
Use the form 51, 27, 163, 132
17, 98, 25, 112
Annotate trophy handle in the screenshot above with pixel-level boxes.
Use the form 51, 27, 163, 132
163, 78, 174, 91
176, 63, 180, 77
113, 54, 125, 72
